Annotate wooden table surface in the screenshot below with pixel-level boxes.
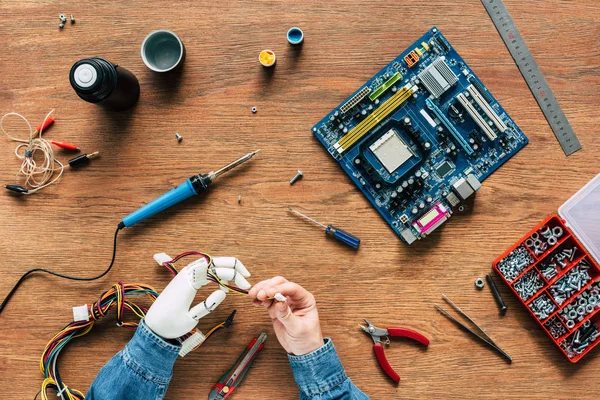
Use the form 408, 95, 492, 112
1, 0, 599, 398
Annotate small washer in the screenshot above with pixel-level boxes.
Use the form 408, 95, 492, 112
547, 236, 557, 246
475, 278, 485, 290
251, 106, 257, 113
552, 226, 563, 237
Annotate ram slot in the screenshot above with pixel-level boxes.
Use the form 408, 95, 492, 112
466, 85, 507, 133
425, 98, 474, 155
335, 84, 414, 154
369, 72, 402, 101
456, 93, 498, 141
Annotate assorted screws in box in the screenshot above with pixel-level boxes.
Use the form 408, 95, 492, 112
493, 215, 600, 362
529, 293, 556, 320
549, 260, 591, 306
544, 316, 568, 340
561, 321, 600, 359
525, 225, 564, 256
558, 281, 600, 329
538, 245, 579, 281
496, 245, 535, 283
514, 269, 545, 301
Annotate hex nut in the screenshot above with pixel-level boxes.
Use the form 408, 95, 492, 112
474, 278, 485, 290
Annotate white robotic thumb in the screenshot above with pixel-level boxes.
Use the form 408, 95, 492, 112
189, 290, 226, 320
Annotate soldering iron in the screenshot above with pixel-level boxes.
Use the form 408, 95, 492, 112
0, 150, 260, 316
119, 150, 260, 228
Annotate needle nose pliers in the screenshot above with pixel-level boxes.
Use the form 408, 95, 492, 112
359, 318, 430, 383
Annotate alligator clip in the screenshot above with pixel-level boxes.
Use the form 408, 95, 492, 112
359, 318, 429, 384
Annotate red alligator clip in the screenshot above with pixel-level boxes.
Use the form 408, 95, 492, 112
359, 318, 429, 383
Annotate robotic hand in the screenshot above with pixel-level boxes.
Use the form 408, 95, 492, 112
145, 253, 251, 340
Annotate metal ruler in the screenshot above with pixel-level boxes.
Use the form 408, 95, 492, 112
480, 0, 581, 156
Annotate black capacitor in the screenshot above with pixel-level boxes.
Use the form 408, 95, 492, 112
69, 57, 140, 111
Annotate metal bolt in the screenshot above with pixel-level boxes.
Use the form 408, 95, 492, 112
486, 274, 507, 313
175, 133, 182, 142
238, 195, 241, 204
289, 170, 303, 185
70, 14, 75, 23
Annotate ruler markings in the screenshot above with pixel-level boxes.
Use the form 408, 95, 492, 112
481, 0, 581, 156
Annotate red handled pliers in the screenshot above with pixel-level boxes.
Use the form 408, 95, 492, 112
359, 318, 429, 383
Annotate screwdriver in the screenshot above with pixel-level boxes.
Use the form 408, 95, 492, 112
288, 207, 361, 249
119, 150, 260, 228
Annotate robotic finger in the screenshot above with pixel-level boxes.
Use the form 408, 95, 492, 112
189, 290, 227, 320
212, 257, 251, 278
214, 267, 251, 290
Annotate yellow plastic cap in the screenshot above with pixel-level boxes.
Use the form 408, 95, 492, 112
259, 50, 276, 67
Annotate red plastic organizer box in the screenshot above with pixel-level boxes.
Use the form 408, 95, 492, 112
492, 174, 600, 362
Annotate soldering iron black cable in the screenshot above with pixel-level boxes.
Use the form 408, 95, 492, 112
0, 225, 122, 316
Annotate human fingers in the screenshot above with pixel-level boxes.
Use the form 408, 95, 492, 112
264, 282, 314, 307
248, 276, 288, 298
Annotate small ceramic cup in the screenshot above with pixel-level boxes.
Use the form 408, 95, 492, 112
141, 30, 185, 72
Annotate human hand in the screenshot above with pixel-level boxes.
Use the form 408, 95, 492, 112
145, 254, 251, 339
249, 277, 324, 356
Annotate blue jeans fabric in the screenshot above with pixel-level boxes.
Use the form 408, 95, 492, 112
87, 319, 368, 399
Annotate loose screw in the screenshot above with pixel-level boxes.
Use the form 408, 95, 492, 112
290, 170, 303, 185
487, 274, 507, 314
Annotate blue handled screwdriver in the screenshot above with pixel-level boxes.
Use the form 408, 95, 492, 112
288, 207, 361, 249
119, 150, 260, 228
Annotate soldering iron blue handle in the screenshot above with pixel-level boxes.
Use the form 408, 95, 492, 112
326, 226, 361, 249
121, 179, 197, 227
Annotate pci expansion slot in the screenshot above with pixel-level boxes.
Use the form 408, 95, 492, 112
466, 85, 507, 133
426, 98, 474, 155
456, 93, 497, 141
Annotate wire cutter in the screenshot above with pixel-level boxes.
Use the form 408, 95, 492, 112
359, 319, 429, 383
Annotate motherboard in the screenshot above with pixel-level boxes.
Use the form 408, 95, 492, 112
312, 27, 528, 245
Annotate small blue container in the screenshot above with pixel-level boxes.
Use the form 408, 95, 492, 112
287, 27, 304, 45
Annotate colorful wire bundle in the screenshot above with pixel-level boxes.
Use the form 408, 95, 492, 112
37, 251, 240, 400
39, 282, 159, 400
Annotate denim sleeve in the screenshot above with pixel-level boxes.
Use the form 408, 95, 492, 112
288, 338, 369, 400
86, 319, 180, 400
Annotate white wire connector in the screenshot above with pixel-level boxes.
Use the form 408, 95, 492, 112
179, 331, 205, 357
274, 293, 286, 302
153, 253, 172, 266
72, 304, 89, 322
